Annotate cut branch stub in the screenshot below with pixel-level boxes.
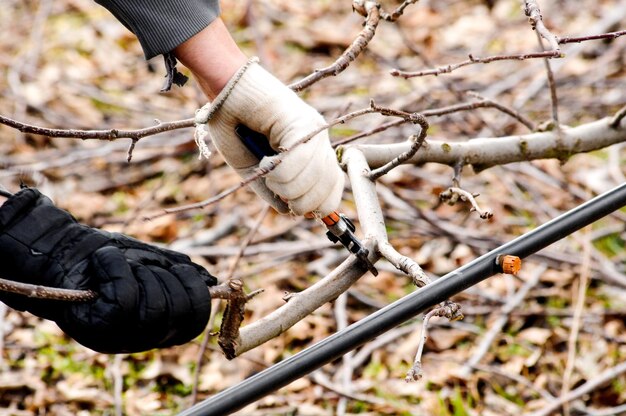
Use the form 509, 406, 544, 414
210, 280, 263, 360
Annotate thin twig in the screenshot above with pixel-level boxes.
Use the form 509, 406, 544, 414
524, 0, 561, 52
558, 30, 626, 45
512, 7, 626, 110
334, 292, 352, 416
536, 31, 560, 125
379, 0, 420, 22
126, 139, 138, 162
558, 29, 626, 44
0, 276, 97, 302
377, 241, 430, 286
526, 1, 561, 130
402, 30, 496, 137
288, 1, 380, 91
333, 119, 405, 146
466, 92, 536, 131
369, 126, 427, 180
0, 114, 194, 141
390, 50, 561, 78
333, 98, 536, 147
561, 230, 591, 416
405, 301, 463, 381
405, 310, 435, 382
112, 354, 124, 416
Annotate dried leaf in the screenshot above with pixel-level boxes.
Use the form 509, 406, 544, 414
517, 327, 552, 345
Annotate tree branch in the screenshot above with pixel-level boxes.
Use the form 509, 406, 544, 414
378, 241, 430, 287
233, 146, 391, 357
379, 0, 420, 22
349, 116, 626, 171
405, 301, 462, 381
535, 31, 560, 125
216, 280, 263, 359
333, 97, 536, 147
390, 20, 624, 80
558, 29, 626, 44
234, 255, 373, 356
369, 129, 427, 181
390, 51, 562, 78
0, 114, 194, 141
440, 187, 493, 219
288, 0, 380, 91
523, 0, 561, 52
0, 277, 97, 302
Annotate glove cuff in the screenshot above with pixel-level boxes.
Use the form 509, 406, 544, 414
194, 56, 261, 125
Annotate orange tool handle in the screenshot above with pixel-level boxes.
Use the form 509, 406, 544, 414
321, 211, 342, 227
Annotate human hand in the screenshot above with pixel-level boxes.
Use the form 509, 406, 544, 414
199, 58, 345, 217
0, 188, 216, 353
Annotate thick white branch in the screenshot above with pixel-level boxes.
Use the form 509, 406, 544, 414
342, 147, 387, 240
350, 117, 626, 170
235, 255, 371, 356
343, 147, 428, 284
235, 148, 386, 356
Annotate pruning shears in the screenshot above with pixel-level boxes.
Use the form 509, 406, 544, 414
235, 124, 378, 276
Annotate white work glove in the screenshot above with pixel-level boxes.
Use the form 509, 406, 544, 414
196, 58, 344, 217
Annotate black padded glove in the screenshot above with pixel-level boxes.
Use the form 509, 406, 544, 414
0, 187, 217, 354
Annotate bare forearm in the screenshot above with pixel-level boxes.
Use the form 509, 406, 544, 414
174, 18, 247, 100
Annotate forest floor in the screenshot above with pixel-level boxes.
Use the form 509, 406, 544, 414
1, 0, 626, 415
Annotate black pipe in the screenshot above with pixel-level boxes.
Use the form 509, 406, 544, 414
180, 182, 626, 416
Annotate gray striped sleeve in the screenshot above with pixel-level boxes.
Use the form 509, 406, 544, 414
94, 0, 221, 59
